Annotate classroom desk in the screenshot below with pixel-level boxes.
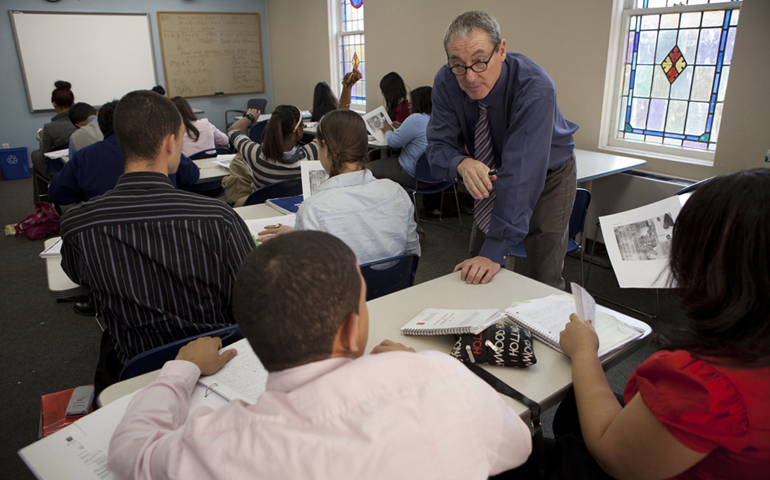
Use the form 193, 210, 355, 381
43, 237, 89, 299
193, 157, 229, 183
574, 149, 646, 183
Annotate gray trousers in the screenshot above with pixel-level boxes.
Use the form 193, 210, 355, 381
470, 155, 577, 290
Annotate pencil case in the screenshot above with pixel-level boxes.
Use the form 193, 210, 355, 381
450, 322, 537, 368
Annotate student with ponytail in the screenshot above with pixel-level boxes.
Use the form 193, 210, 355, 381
257, 109, 420, 265
227, 105, 319, 189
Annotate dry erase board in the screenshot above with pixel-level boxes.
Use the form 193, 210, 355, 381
157, 12, 265, 98
9, 11, 157, 113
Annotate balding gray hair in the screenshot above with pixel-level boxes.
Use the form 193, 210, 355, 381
443, 11, 501, 56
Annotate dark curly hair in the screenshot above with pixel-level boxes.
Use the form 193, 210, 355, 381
663, 168, 770, 367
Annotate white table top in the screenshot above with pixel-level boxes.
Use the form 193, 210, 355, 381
365, 269, 650, 418
574, 149, 646, 183
43, 237, 89, 298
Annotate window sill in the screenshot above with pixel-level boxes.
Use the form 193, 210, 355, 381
600, 140, 715, 168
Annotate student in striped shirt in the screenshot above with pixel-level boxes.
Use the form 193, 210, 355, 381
227, 105, 319, 190
59, 90, 254, 396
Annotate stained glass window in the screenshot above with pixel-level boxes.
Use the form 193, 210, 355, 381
338, 1, 365, 105
612, 0, 740, 155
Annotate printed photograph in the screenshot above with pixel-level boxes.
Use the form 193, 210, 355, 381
308, 169, 328, 196
613, 212, 674, 261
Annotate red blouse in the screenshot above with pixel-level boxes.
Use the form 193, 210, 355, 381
624, 350, 770, 479
393, 101, 410, 124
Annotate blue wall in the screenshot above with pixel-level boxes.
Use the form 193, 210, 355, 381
0, 0, 270, 159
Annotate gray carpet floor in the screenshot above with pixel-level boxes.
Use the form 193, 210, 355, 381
0, 174, 684, 479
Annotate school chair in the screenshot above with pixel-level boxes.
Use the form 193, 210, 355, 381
509, 188, 592, 285
248, 120, 268, 144
118, 324, 243, 381
360, 253, 420, 301
244, 179, 303, 206
402, 153, 463, 230
225, 98, 268, 130
189, 147, 232, 160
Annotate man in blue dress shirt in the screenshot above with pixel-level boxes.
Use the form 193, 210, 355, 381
427, 11, 578, 288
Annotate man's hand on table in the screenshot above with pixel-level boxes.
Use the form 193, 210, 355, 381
370, 339, 416, 354
457, 158, 497, 200
176, 336, 237, 375
454, 256, 502, 285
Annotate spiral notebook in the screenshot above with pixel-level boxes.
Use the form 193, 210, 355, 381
401, 308, 505, 336
504, 295, 645, 358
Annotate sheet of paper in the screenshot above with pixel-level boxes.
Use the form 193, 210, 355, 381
599, 196, 682, 288
198, 339, 268, 404
215, 154, 236, 169
570, 282, 596, 325
362, 106, 392, 143
401, 308, 502, 334
44, 149, 68, 159
300, 160, 329, 199
40, 237, 63, 258
244, 215, 296, 243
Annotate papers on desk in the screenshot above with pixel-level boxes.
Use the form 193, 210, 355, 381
300, 161, 329, 199
505, 294, 645, 358
362, 106, 393, 143
599, 196, 682, 288
44, 149, 68, 160
401, 309, 505, 335
198, 339, 268, 404
215, 154, 236, 169
303, 122, 318, 129
40, 237, 63, 258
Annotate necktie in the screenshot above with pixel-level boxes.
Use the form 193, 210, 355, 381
473, 102, 496, 234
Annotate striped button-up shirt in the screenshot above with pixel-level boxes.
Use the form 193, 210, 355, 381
60, 172, 255, 364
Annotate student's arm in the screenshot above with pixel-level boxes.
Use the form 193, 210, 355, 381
108, 338, 235, 480
67, 139, 75, 160
402, 192, 421, 257
338, 69, 362, 110
211, 121, 229, 147
385, 114, 417, 149
560, 315, 707, 479
173, 154, 200, 188
41, 125, 55, 153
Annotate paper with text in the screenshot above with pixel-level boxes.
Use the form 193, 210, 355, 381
198, 338, 268, 404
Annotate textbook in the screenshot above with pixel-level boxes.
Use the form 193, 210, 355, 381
197, 338, 268, 404
401, 308, 505, 336
266, 195, 303, 214
243, 214, 296, 244
504, 295, 645, 358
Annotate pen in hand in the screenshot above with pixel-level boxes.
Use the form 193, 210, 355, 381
488, 168, 499, 177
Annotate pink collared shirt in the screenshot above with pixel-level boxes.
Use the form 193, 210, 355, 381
181, 118, 229, 157
108, 351, 531, 480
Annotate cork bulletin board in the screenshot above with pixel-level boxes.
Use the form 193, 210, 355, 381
157, 12, 264, 98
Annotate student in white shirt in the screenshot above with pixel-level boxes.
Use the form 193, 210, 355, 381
108, 231, 532, 480
258, 109, 421, 264
171, 96, 229, 157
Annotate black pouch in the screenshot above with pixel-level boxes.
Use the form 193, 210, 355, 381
449, 322, 537, 368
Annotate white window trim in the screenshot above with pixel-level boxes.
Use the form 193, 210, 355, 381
327, 0, 366, 113
598, 0, 741, 166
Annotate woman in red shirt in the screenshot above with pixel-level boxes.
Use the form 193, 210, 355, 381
556, 168, 770, 479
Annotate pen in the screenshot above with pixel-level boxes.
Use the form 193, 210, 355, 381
488, 168, 499, 176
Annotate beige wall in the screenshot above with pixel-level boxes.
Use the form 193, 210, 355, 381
268, 0, 769, 181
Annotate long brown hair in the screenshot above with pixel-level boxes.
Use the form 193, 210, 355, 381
171, 96, 200, 141
262, 105, 302, 161
315, 109, 368, 177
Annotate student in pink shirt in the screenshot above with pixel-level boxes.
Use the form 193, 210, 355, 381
171, 96, 229, 157
108, 231, 532, 480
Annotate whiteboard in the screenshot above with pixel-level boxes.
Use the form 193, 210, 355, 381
10, 11, 157, 113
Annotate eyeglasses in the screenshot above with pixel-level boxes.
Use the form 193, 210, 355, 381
448, 44, 499, 76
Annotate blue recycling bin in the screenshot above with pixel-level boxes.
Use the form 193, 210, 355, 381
0, 147, 30, 180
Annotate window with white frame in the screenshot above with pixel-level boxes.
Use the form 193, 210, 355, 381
601, 0, 741, 165
329, 0, 366, 107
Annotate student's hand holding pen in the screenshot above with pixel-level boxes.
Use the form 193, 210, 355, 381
257, 224, 294, 242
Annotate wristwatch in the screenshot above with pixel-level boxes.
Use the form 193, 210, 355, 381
244, 113, 256, 123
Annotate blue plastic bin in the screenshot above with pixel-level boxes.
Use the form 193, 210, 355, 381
0, 147, 30, 180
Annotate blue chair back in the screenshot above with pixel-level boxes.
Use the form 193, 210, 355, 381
248, 99, 267, 112
360, 253, 420, 301
189, 147, 232, 160
244, 179, 303, 206
248, 120, 268, 143
119, 324, 243, 381
404, 154, 454, 196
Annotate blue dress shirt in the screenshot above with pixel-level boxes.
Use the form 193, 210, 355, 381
49, 130, 200, 205
427, 52, 579, 264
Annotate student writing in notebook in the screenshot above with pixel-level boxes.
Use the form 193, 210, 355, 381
257, 109, 420, 265
108, 231, 531, 480
552, 169, 770, 479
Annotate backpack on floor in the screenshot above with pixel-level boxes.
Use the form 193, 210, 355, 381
15, 202, 61, 240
